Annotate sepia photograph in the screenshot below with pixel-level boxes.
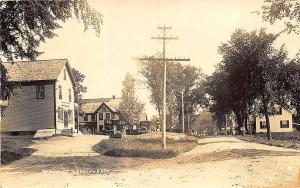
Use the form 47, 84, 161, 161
0, 0, 300, 187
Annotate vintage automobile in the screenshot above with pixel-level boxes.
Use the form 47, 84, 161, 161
138, 121, 151, 134
110, 128, 126, 138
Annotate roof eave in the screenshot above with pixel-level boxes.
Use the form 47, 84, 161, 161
65, 60, 76, 87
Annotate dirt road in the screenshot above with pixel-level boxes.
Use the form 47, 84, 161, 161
1, 135, 300, 188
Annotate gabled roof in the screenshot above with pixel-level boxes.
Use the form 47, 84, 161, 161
105, 98, 122, 112
81, 97, 122, 114
2, 59, 75, 86
80, 102, 101, 114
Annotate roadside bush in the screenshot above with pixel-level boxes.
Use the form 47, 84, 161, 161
269, 132, 300, 141
236, 132, 300, 149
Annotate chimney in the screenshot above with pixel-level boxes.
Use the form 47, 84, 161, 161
112, 95, 115, 99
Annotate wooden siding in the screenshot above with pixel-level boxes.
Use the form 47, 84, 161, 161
79, 111, 120, 133
1, 84, 55, 132
55, 65, 75, 132
255, 108, 293, 133
96, 109, 120, 132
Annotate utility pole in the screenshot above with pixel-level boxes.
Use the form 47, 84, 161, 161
139, 25, 190, 149
181, 89, 185, 134
187, 102, 190, 134
187, 113, 190, 133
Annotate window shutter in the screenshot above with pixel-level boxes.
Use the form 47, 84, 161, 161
279, 107, 282, 115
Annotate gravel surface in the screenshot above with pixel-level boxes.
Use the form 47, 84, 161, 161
0, 135, 300, 188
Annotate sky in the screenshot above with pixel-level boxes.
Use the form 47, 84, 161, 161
39, 0, 300, 118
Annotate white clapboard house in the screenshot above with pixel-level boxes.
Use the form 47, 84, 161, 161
79, 96, 122, 134
248, 105, 294, 133
1, 59, 76, 134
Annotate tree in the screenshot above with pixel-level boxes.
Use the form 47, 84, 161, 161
261, 0, 300, 33
119, 73, 145, 125
0, 0, 102, 100
204, 68, 232, 130
171, 64, 205, 131
261, 0, 300, 126
139, 55, 164, 122
277, 54, 300, 124
71, 68, 87, 131
206, 28, 288, 139
249, 31, 287, 140
190, 111, 218, 136
139, 56, 204, 131
72, 68, 87, 104
205, 29, 261, 134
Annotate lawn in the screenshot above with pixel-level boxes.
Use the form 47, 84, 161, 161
236, 132, 300, 149
93, 132, 199, 159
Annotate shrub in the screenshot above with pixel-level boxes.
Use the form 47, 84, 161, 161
236, 132, 300, 149
93, 133, 198, 159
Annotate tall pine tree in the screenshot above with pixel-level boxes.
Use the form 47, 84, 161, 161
119, 73, 145, 125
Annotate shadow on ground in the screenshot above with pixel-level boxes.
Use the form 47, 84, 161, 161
1, 148, 36, 164
197, 140, 241, 145
176, 149, 300, 164
1, 135, 37, 164
0, 154, 153, 174
2, 148, 300, 175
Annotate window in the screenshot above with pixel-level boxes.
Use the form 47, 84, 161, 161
68, 89, 72, 102
106, 113, 111, 120
36, 85, 45, 99
59, 85, 62, 99
91, 114, 95, 121
84, 115, 88, 121
99, 113, 103, 120
102, 106, 106, 112
58, 107, 64, 122
64, 69, 66, 80
273, 107, 282, 115
260, 121, 267, 129
68, 109, 73, 123
112, 113, 115, 119
280, 120, 289, 128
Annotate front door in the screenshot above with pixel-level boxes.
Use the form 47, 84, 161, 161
64, 111, 68, 128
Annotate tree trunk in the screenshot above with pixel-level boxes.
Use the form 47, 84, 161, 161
235, 111, 243, 135
179, 110, 182, 131
241, 114, 245, 136
244, 114, 248, 134
264, 113, 271, 140
295, 105, 300, 124
244, 103, 249, 135
262, 98, 272, 140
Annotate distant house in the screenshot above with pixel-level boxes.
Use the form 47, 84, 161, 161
251, 105, 293, 133
79, 96, 122, 134
1, 59, 76, 134
139, 113, 148, 122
